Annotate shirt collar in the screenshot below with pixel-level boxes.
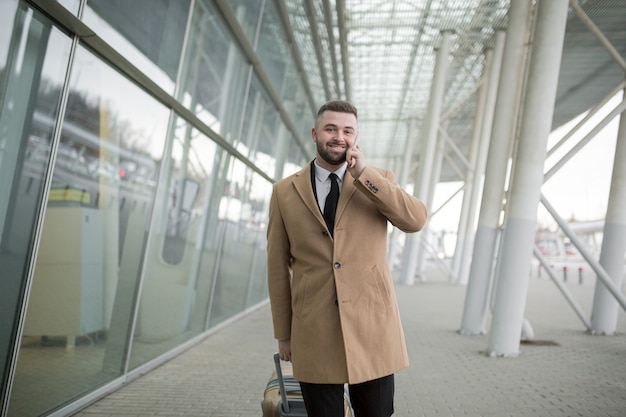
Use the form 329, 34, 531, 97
314, 160, 346, 182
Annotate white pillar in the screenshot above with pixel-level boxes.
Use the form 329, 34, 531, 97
389, 121, 417, 270
590, 86, 626, 334
457, 31, 506, 285
487, 0, 569, 356
460, 0, 532, 335
413, 123, 446, 277
450, 50, 490, 282
400, 31, 452, 285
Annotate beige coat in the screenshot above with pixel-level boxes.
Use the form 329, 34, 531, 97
267, 162, 427, 384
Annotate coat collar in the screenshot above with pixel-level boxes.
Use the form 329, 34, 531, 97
292, 161, 358, 231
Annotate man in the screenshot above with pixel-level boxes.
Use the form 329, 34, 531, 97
267, 100, 427, 417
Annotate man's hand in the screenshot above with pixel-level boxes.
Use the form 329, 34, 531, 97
278, 339, 291, 362
347, 144, 366, 179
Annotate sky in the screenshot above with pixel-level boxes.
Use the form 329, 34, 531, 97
428, 92, 623, 233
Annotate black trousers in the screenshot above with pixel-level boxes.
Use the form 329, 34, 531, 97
299, 374, 394, 417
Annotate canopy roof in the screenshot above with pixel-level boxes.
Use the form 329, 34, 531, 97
285, 0, 626, 180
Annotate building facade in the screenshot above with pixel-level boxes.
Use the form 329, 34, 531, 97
0, 1, 314, 416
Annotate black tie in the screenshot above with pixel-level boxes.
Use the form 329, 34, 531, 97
323, 173, 339, 237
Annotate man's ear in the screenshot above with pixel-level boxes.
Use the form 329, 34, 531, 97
311, 128, 317, 143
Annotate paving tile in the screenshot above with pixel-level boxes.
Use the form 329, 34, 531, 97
74, 263, 626, 416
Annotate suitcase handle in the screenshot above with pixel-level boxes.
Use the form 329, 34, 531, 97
273, 353, 292, 414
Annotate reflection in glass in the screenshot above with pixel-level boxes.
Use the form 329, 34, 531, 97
208, 159, 270, 326
237, 75, 280, 170
256, 0, 290, 96
129, 117, 222, 368
179, 0, 249, 142
0, 1, 72, 409
228, 0, 263, 42
83, 0, 192, 95
10, 45, 169, 417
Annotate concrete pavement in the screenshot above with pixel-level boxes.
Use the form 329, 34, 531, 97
74, 262, 626, 416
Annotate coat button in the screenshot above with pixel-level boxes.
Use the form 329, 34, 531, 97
334, 262, 341, 269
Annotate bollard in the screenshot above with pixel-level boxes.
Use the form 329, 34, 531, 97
563, 265, 568, 282
578, 267, 583, 285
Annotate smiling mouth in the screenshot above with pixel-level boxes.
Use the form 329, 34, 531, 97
328, 144, 346, 151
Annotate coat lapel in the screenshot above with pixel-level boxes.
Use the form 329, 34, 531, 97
292, 163, 326, 226
335, 171, 357, 224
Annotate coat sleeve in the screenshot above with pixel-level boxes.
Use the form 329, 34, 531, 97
266, 183, 293, 340
353, 166, 428, 233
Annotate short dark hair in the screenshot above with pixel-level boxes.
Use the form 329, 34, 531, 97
316, 100, 358, 120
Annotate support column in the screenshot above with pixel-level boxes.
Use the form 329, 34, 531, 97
413, 122, 446, 275
389, 120, 416, 270
450, 50, 490, 282
590, 85, 626, 334
400, 31, 452, 285
457, 32, 505, 285
460, 0, 532, 335
487, 0, 569, 356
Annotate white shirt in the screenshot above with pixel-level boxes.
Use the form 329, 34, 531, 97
314, 160, 346, 213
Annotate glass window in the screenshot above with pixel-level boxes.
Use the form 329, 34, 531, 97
0, 0, 72, 408
129, 116, 222, 368
207, 158, 271, 326
82, 0, 192, 95
237, 74, 280, 170
285, 137, 308, 178
178, 0, 250, 142
282, 63, 310, 138
256, 0, 290, 97
229, 0, 263, 42
9, 45, 169, 417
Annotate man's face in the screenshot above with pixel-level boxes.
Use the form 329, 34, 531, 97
312, 110, 358, 169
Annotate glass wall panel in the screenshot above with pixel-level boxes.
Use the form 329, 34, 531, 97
180, 0, 250, 142
285, 139, 308, 178
282, 63, 311, 147
256, 0, 290, 98
9, 45, 169, 417
82, 0, 192, 95
237, 75, 279, 168
208, 159, 271, 326
229, 0, 263, 42
129, 116, 222, 368
0, 0, 72, 406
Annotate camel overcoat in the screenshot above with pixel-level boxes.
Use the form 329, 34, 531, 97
267, 162, 427, 384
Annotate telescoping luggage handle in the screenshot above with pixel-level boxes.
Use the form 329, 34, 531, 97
273, 353, 291, 414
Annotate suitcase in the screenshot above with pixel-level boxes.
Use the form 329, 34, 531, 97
262, 353, 353, 417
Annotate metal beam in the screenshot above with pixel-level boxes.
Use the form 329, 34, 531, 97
544, 96, 626, 182
322, 0, 341, 98
569, 0, 626, 72
540, 194, 626, 313
533, 247, 592, 331
274, 0, 318, 117
547, 80, 626, 158
304, 0, 331, 100
336, 0, 350, 101
213, 0, 310, 157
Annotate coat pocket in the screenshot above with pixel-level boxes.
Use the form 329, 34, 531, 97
371, 265, 392, 311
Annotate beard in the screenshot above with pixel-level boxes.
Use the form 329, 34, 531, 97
316, 135, 347, 166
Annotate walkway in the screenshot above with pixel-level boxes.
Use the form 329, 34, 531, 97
74, 262, 626, 416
